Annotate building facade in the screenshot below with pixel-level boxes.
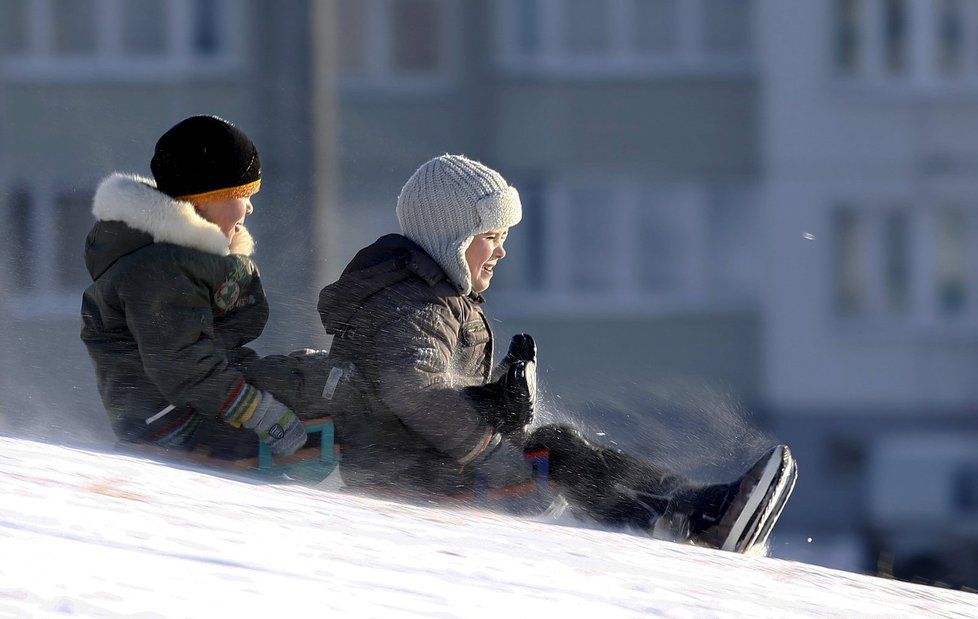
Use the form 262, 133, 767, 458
0, 0, 319, 443
760, 0, 978, 579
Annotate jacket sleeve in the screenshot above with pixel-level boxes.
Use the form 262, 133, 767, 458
371, 301, 495, 465
117, 261, 252, 419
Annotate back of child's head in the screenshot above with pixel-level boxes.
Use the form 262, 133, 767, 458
151, 115, 261, 204
397, 154, 522, 295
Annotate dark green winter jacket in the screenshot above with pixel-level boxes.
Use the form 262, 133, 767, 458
317, 234, 497, 494
81, 173, 268, 447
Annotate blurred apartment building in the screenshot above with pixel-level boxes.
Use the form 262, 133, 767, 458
2, 0, 978, 581
760, 0, 978, 582
0, 0, 319, 443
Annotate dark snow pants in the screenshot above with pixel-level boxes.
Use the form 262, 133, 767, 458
524, 424, 689, 529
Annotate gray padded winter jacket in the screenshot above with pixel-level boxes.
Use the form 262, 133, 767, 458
317, 234, 497, 494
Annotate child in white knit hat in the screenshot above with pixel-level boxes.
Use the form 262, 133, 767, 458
316, 154, 796, 553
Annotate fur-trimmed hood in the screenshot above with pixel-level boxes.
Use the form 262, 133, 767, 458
91, 172, 254, 257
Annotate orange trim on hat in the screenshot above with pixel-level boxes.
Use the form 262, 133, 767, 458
177, 179, 261, 204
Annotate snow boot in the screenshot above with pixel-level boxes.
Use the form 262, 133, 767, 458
669, 445, 798, 553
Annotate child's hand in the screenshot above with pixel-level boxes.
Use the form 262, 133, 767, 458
504, 333, 536, 366
225, 389, 307, 456
465, 360, 536, 435
249, 396, 307, 456
501, 360, 536, 431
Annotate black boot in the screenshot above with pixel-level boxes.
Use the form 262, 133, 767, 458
525, 424, 687, 530
668, 445, 798, 553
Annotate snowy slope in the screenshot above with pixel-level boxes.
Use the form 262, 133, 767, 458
1, 437, 974, 618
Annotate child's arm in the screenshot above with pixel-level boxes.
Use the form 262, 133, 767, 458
117, 261, 304, 454
372, 302, 496, 465
119, 264, 243, 415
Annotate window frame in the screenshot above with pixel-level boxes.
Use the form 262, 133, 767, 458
1, 0, 244, 82
828, 198, 978, 336
829, 0, 978, 96
1, 181, 94, 318
491, 175, 757, 318
494, 0, 756, 79
338, 0, 459, 93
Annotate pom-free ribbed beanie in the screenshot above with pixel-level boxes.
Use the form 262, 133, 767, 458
396, 154, 522, 295
151, 115, 261, 204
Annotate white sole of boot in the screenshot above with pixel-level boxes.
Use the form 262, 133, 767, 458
743, 456, 798, 553
720, 446, 795, 553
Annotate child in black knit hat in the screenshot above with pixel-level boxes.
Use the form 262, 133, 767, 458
81, 115, 317, 460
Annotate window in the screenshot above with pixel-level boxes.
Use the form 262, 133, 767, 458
566, 184, 616, 291
830, 203, 978, 328
339, 0, 369, 75
2, 183, 95, 316
563, 0, 613, 57
882, 211, 910, 312
937, 0, 965, 75
2, 0, 29, 54
514, 0, 543, 56
1, 0, 242, 81
935, 210, 967, 316
834, 0, 862, 75
632, 0, 679, 55
831, 0, 978, 89
706, 184, 758, 301
492, 176, 755, 316
391, 0, 442, 73
952, 464, 978, 513
702, 0, 753, 55
882, 0, 909, 75
635, 189, 685, 293
830, 206, 913, 319
496, 0, 754, 77
338, 0, 455, 89
52, 0, 97, 55
120, 0, 167, 56
192, 0, 223, 56
832, 207, 867, 317
488, 175, 544, 292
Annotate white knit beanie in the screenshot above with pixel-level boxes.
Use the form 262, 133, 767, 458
397, 154, 522, 295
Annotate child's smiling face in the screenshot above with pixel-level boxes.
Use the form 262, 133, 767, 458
465, 227, 509, 293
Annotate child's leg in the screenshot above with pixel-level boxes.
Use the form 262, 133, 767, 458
524, 424, 689, 530
525, 425, 796, 552
186, 413, 260, 460
241, 349, 331, 421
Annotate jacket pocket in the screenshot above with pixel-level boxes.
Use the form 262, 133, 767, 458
459, 319, 490, 347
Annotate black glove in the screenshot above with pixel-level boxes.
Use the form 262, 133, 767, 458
504, 333, 536, 367
465, 359, 536, 435
493, 333, 536, 381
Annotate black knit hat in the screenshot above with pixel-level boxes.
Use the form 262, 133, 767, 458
151, 115, 261, 203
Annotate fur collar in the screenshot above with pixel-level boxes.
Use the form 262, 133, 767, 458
92, 173, 254, 257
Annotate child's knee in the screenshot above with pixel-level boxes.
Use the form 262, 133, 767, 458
526, 424, 587, 453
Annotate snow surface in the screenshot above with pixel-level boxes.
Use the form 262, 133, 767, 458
1, 437, 975, 618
